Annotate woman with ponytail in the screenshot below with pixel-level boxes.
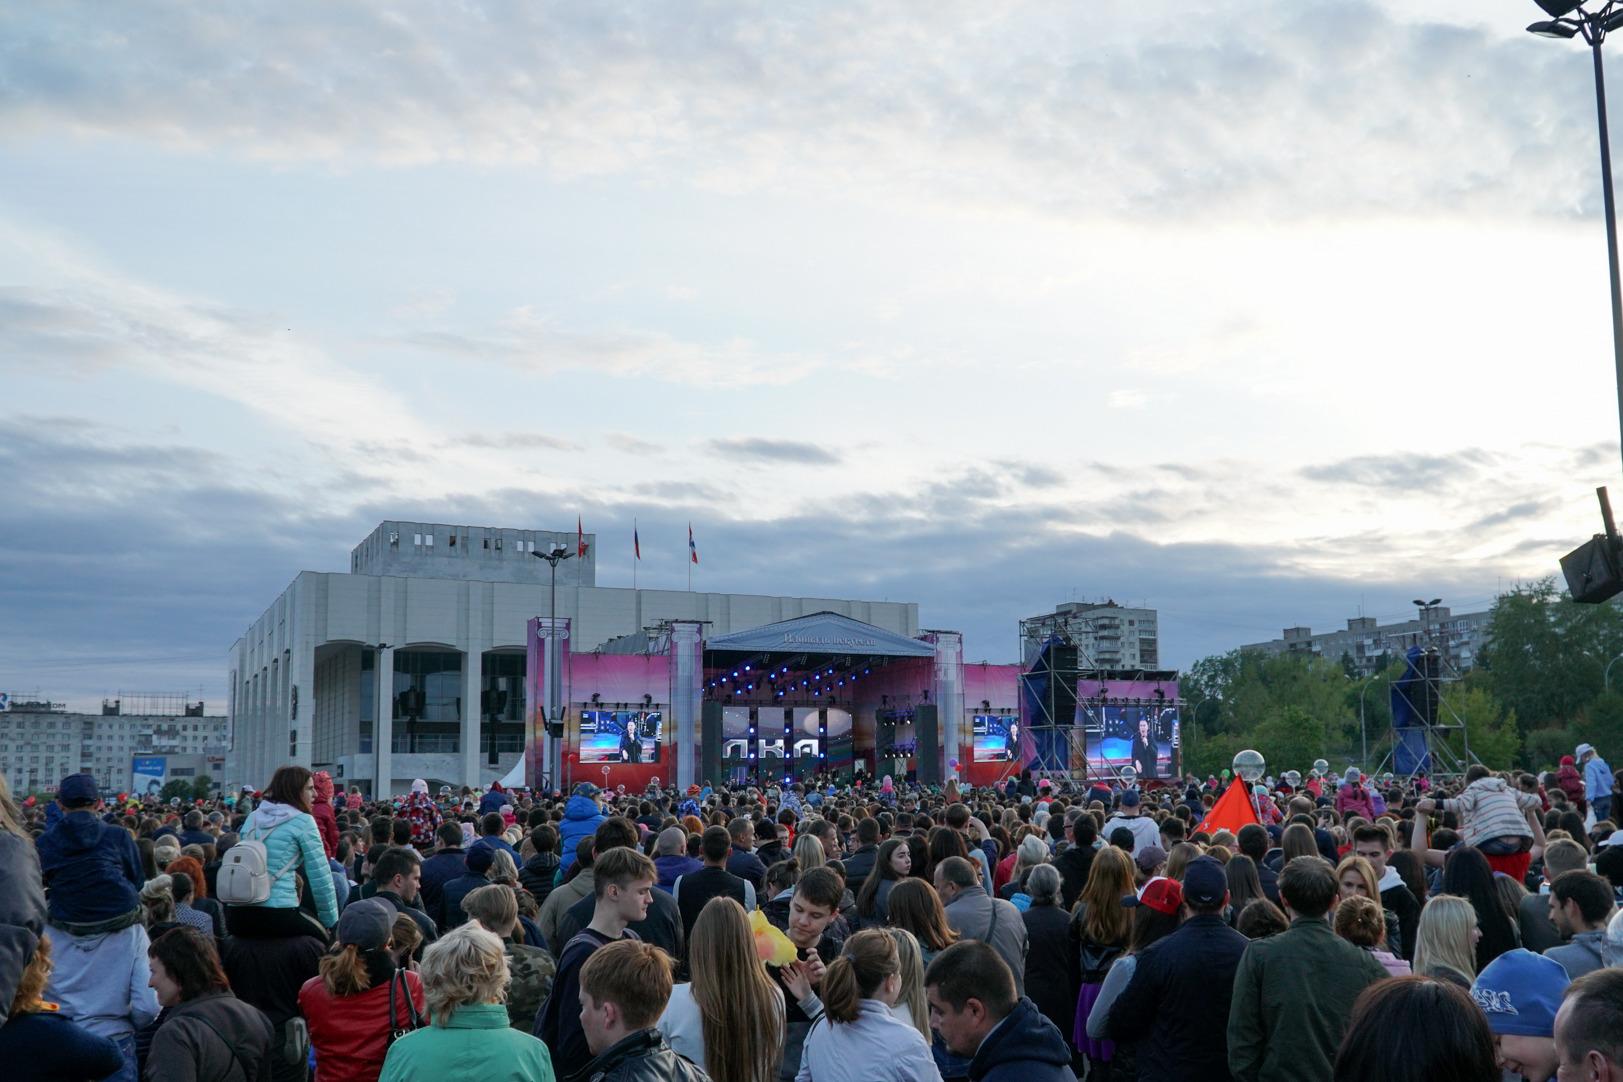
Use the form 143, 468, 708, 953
298, 898, 426, 1082
657, 896, 782, 1082
795, 929, 940, 1082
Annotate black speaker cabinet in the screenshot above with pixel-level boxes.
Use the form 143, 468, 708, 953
915, 704, 941, 784
1562, 534, 1623, 604
700, 701, 723, 785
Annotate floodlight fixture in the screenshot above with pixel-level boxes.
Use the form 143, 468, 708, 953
1527, 19, 1580, 36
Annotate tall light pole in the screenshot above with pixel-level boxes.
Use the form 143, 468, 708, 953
1358, 673, 1388, 772
1529, 2, 1623, 479
1605, 650, 1623, 690
531, 545, 574, 787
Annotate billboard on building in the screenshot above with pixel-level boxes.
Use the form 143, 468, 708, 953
132, 756, 167, 797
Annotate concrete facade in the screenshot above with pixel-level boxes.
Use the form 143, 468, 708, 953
1239, 606, 1492, 676
0, 710, 228, 796
227, 521, 920, 794
1022, 600, 1160, 670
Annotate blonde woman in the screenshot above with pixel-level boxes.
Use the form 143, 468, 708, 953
140, 875, 176, 929
1413, 895, 1480, 988
460, 884, 554, 1031
1334, 854, 1402, 950
484, 850, 545, 947
793, 833, 827, 872
378, 924, 554, 1082
657, 897, 782, 1082
885, 927, 930, 1041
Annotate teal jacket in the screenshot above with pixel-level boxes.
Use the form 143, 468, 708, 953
379, 1002, 556, 1082
240, 801, 339, 928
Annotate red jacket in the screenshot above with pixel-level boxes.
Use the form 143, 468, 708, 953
298, 970, 425, 1082
311, 772, 340, 858
1335, 783, 1376, 821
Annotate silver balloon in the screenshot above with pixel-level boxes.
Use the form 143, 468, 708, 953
1283, 770, 1302, 788
1120, 765, 1139, 785
1233, 749, 1266, 783
1312, 758, 1330, 777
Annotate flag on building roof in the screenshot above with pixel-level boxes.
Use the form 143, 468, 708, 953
634, 520, 641, 561
577, 515, 589, 558
688, 523, 699, 565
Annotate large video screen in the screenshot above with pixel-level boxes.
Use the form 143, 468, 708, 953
1079, 704, 1178, 779
722, 706, 751, 762
972, 714, 1021, 762
579, 710, 662, 763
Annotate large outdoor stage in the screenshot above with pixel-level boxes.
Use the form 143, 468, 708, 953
519, 611, 1181, 791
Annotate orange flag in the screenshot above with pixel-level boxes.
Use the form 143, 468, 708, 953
1196, 776, 1262, 836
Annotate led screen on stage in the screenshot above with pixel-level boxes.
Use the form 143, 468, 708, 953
722, 707, 750, 761
579, 710, 662, 763
972, 714, 1021, 762
1078, 704, 1178, 778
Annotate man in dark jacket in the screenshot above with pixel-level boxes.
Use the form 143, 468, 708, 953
1236, 824, 1280, 907
1054, 816, 1096, 910
554, 819, 685, 962
925, 940, 1076, 1082
436, 844, 496, 931
725, 817, 767, 891
370, 846, 438, 956
1227, 856, 1386, 1082
1108, 857, 1248, 1078
1351, 824, 1420, 960
672, 826, 753, 943
418, 821, 468, 919
36, 773, 144, 929
841, 817, 881, 886
519, 824, 562, 908
578, 939, 709, 1082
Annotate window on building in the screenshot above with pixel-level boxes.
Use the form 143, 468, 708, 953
414, 533, 422, 546
448, 535, 456, 547
424, 533, 434, 547
494, 538, 502, 550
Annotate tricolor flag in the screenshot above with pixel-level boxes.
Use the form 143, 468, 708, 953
633, 520, 641, 561
688, 523, 699, 565
577, 515, 589, 558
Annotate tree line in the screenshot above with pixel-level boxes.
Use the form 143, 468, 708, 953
1176, 578, 1623, 779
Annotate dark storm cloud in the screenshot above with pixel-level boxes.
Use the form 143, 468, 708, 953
706, 438, 842, 466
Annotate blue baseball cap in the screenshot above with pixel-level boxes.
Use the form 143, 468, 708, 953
1182, 856, 1227, 908
572, 782, 601, 798
58, 774, 99, 805
1470, 949, 1570, 1037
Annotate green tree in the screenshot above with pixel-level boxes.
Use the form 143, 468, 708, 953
1435, 681, 1520, 769
190, 774, 214, 801
159, 779, 193, 803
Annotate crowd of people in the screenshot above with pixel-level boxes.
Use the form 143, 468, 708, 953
0, 741, 1621, 1082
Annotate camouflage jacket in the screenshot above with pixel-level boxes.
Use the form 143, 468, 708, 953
505, 941, 555, 1031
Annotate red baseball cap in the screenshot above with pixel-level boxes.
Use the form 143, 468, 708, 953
1124, 876, 1183, 916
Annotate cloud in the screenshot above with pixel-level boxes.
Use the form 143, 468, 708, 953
605, 433, 664, 456
1300, 449, 1496, 490
706, 438, 843, 466
0, 226, 423, 456
458, 431, 583, 453
0, 2, 1596, 222
394, 315, 818, 387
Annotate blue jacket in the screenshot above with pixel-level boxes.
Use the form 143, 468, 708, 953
1586, 754, 1614, 800
1107, 913, 1249, 1080
239, 801, 340, 928
478, 789, 509, 816
419, 848, 467, 916
36, 810, 143, 923
968, 997, 1077, 1082
557, 795, 606, 875
654, 854, 702, 893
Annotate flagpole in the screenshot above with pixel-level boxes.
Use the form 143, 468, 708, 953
633, 518, 638, 593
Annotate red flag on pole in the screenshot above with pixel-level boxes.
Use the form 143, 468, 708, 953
1195, 776, 1263, 836
633, 520, 641, 561
688, 523, 699, 565
577, 516, 589, 558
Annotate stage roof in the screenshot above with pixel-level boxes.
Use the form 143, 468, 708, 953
704, 611, 935, 658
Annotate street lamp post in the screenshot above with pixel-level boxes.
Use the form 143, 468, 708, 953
531, 545, 574, 787
1528, 2, 1623, 479
1605, 651, 1623, 690
1358, 674, 1388, 772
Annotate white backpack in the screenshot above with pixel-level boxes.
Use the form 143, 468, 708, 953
217, 818, 299, 906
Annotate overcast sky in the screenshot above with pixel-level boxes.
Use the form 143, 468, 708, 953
1, 0, 1618, 711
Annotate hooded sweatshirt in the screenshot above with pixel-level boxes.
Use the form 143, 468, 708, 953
557, 795, 606, 876
36, 809, 144, 924
311, 772, 340, 859
1440, 777, 1540, 847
